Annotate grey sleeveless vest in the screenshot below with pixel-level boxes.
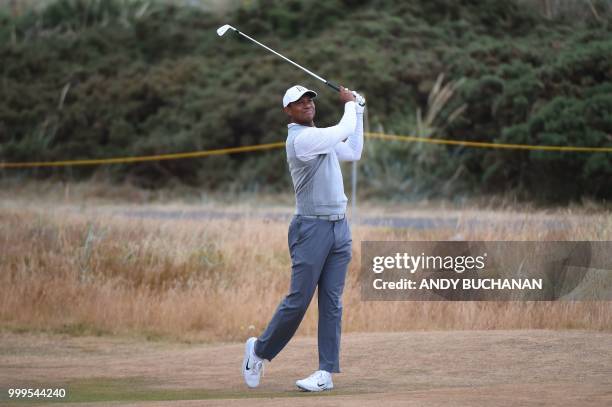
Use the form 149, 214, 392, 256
286, 124, 348, 215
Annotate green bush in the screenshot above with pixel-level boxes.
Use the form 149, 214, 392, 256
0, 0, 610, 202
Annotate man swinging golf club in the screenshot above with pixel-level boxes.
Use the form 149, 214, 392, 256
242, 85, 365, 391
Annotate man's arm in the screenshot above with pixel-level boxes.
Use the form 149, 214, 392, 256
294, 101, 357, 162
335, 102, 364, 161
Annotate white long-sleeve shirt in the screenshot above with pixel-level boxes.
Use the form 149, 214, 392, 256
292, 101, 364, 162
285, 101, 364, 215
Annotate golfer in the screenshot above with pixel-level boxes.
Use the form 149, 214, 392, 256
242, 85, 365, 391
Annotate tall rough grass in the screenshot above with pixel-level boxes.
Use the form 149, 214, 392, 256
1, 195, 610, 342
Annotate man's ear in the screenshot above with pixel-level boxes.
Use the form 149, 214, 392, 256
283, 106, 292, 117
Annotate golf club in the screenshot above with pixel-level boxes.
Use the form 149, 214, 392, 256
217, 24, 365, 106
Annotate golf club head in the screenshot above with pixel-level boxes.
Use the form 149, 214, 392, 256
216, 24, 235, 37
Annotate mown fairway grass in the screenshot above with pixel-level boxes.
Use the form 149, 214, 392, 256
1, 377, 354, 405
1, 379, 350, 405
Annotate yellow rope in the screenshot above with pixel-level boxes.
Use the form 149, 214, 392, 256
367, 132, 612, 152
0, 142, 285, 168
1, 132, 610, 168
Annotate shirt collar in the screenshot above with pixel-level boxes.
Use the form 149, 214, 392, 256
288, 122, 316, 128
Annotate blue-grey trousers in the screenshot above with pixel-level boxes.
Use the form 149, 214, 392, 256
254, 215, 352, 373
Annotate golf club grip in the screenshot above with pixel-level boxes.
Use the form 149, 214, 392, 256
326, 81, 341, 92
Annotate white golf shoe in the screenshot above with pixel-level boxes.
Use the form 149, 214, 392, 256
296, 370, 333, 392
242, 337, 264, 388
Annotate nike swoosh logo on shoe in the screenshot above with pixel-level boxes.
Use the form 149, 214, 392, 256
317, 382, 326, 387
245, 357, 251, 370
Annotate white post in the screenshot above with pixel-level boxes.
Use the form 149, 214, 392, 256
350, 107, 368, 223
351, 160, 357, 219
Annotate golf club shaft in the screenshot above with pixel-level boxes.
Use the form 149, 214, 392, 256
232, 28, 341, 93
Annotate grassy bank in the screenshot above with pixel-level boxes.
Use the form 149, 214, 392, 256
1, 190, 610, 342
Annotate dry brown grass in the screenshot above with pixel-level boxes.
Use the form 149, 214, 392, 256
1, 187, 611, 342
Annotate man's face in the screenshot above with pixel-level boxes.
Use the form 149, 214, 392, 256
284, 94, 315, 124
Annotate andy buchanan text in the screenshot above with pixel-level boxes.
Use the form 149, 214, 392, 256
373, 278, 543, 290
